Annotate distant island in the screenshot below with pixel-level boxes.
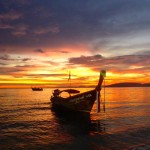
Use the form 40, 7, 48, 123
107, 82, 150, 87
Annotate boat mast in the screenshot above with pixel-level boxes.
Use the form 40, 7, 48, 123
68, 71, 71, 89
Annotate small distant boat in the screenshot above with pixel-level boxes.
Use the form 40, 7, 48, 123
50, 70, 106, 113
31, 87, 43, 91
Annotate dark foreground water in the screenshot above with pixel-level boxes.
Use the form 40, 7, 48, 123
0, 87, 150, 150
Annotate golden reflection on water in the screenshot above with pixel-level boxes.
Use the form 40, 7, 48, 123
0, 87, 150, 135
90, 87, 150, 133
0, 87, 150, 149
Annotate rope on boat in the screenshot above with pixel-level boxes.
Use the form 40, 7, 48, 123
103, 78, 106, 112
100, 78, 106, 113
97, 70, 106, 113
96, 90, 100, 113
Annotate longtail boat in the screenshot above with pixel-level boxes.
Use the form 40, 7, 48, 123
31, 87, 43, 91
50, 70, 106, 113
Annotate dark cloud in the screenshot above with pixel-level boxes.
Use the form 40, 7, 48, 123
22, 58, 31, 62
0, 23, 13, 29
42, 60, 58, 66
1, 49, 7, 52
34, 49, 45, 53
33, 25, 59, 35
56, 50, 70, 53
0, 54, 13, 61
69, 54, 103, 65
134, 50, 150, 56
11, 24, 28, 36
68, 54, 150, 72
0, 66, 23, 75
25, 73, 67, 77
0, 0, 150, 50
0, 62, 6, 65
0, 64, 36, 76
0, 10, 22, 21
0, 54, 31, 63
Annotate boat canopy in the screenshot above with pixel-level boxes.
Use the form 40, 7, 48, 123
62, 89, 80, 94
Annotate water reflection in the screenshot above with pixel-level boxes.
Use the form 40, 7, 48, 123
90, 120, 106, 134
51, 108, 106, 136
0, 88, 150, 149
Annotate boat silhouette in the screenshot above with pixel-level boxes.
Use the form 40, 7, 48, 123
31, 87, 43, 91
50, 70, 106, 113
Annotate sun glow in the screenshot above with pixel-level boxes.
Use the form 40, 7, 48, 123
70, 67, 97, 78
0, 54, 149, 88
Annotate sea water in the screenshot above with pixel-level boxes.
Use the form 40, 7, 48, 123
0, 87, 150, 150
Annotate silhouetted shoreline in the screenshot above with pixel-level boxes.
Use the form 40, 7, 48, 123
106, 82, 150, 87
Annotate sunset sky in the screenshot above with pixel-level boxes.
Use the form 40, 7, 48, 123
0, 0, 150, 88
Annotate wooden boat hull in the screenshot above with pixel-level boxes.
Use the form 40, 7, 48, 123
32, 88, 43, 91
51, 89, 97, 113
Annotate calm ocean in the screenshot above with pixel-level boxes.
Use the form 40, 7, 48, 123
0, 87, 150, 150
